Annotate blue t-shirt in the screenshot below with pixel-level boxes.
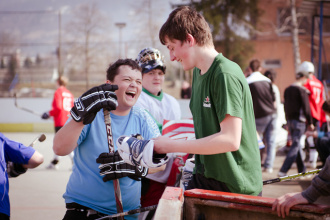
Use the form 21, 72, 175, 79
63, 107, 160, 219
0, 133, 35, 217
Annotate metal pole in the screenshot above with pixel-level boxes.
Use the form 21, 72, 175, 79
318, 1, 323, 80
311, 15, 315, 63
115, 23, 126, 59
58, 10, 62, 77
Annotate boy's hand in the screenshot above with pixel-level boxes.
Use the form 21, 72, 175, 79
96, 151, 148, 182
70, 84, 118, 124
272, 192, 308, 218
116, 135, 169, 168
7, 162, 27, 178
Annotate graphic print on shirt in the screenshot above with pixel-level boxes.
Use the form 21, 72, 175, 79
203, 96, 211, 108
62, 92, 74, 111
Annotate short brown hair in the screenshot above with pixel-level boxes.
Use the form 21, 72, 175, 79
106, 59, 142, 82
159, 6, 213, 47
322, 99, 330, 114
264, 69, 277, 83
57, 76, 68, 86
249, 59, 261, 72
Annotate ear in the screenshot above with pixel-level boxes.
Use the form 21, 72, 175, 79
186, 34, 196, 46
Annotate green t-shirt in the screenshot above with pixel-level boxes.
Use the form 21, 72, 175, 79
189, 53, 262, 195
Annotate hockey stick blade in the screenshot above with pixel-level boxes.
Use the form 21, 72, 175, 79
14, 93, 42, 117
29, 134, 46, 147
96, 205, 158, 220
263, 169, 322, 185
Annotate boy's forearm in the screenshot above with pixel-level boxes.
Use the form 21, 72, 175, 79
53, 119, 84, 156
158, 132, 239, 155
180, 133, 240, 154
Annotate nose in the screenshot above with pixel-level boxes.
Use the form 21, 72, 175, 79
170, 51, 176, 62
154, 73, 161, 79
130, 80, 140, 87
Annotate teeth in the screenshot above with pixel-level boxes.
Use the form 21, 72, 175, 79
126, 91, 136, 95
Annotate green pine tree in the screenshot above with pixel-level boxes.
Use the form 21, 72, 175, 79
191, 0, 261, 68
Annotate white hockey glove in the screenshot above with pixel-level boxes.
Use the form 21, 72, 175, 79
116, 135, 169, 168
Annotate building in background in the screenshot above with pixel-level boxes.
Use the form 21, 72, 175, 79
250, 0, 330, 102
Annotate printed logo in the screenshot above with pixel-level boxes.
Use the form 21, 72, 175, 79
203, 96, 211, 108
75, 99, 84, 111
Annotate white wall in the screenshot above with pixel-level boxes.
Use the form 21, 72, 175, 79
0, 98, 52, 123
0, 98, 192, 123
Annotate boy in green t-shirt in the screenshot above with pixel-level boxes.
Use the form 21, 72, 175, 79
153, 6, 262, 196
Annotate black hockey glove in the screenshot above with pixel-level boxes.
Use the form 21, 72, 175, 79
7, 162, 27, 178
41, 112, 50, 119
96, 151, 148, 182
70, 84, 118, 125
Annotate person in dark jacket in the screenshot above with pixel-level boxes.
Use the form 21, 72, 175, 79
246, 59, 277, 173
278, 70, 314, 177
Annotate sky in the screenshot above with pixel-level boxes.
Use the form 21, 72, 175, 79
0, 0, 183, 58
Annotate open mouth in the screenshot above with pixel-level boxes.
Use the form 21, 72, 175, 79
126, 91, 136, 99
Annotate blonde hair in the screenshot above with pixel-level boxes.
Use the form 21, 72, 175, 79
57, 76, 68, 86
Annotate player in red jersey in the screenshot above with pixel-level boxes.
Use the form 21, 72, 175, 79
300, 61, 326, 168
41, 76, 74, 170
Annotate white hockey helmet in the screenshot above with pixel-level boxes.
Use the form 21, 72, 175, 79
297, 61, 314, 76
136, 47, 166, 74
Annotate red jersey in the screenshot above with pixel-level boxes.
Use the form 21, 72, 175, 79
304, 75, 325, 122
49, 86, 74, 127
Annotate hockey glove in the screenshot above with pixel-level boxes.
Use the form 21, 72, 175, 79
131, 133, 143, 140
116, 135, 169, 168
7, 162, 27, 178
70, 84, 118, 125
96, 151, 148, 182
41, 112, 50, 119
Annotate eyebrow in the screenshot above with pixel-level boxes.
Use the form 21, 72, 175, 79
121, 75, 142, 81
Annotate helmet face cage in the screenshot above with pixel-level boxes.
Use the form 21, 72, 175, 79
136, 48, 166, 73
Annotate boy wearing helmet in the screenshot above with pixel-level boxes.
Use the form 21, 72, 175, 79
135, 47, 181, 215
135, 47, 181, 131
300, 61, 326, 168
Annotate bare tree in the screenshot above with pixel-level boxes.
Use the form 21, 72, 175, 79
130, 0, 166, 49
0, 32, 18, 92
290, 0, 301, 72
65, 3, 112, 89
0, 31, 17, 57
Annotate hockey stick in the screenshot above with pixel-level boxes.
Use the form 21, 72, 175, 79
7, 133, 46, 178
14, 93, 42, 117
29, 133, 46, 147
263, 169, 322, 185
96, 205, 158, 220
103, 85, 124, 219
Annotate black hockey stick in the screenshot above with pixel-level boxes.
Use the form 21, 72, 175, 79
96, 205, 158, 220
263, 169, 322, 185
14, 93, 42, 116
